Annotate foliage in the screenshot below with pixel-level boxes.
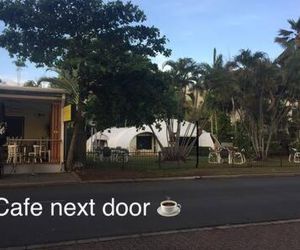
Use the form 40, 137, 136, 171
227, 49, 300, 159
215, 112, 233, 142
23, 80, 41, 87
275, 18, 300, 63
38, 67, 80, 106
0, 0, 170, 67
233, 122, 253, 157
146, 58, 205, 161
0, 0, 171, 170
86, 56, 177, 130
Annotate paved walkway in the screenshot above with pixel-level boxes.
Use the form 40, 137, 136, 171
0, 172, 79, 188
41, 220, 300, 250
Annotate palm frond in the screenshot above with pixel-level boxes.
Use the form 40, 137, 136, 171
278, 29, 294, 37
38, 70, 80, 105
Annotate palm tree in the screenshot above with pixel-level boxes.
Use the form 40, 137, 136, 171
228, 50, 293, 160
150, 58, 201, 161
163, 58, 201, 118
275, 18, 300, 63
198, 49, 234, 136
38, 68, 82, 171
39, 68, 80, 106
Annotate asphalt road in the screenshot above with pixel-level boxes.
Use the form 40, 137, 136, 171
1, 176, 300, 248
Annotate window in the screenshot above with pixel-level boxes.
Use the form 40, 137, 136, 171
136, 134, 152, 150
6, 116, 24, 138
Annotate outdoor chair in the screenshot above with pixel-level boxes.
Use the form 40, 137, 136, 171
219, 147, 230, 164
289, 148, 300, 163
113, 147, 129, 163
28, 145, 42, 163
232, 148, 246, 165
40, 142, 51, 162
6, 144, 22, 164
208, 148, 221, 164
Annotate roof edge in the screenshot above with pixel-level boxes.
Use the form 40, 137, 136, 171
0, 85, 67, 94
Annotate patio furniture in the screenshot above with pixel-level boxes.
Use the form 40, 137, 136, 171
232, 148, 246, 165
208, 147, 221, 164
40, 142, 51, 163
28, 145, 42, 163
289, 148, 300, 163
219, 147, 230, 163
6, 144, 23, 164
112, 147, 129, 163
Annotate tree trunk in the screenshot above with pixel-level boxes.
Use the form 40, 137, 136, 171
74, 120, 86, 163
66, 104, 84, 171
66, 120, 79, 171
265, 129, 274, 158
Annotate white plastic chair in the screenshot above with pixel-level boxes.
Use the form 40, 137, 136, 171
233, 151, 246, 164
208, 148, 220, 164
289, 148, 300, 163
7, 144, 22, 164
28, 145, 42, 163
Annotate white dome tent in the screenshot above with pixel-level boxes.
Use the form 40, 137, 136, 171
199, 132, 220, 149
86, 120, 220, 153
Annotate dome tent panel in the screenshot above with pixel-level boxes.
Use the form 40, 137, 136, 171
86, 120, 220, 152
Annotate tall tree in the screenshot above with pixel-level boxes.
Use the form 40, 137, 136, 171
228, 50, 298, 159
87, 56, 176, 130
0, 0, 170, 170
275, 18, 300, 63
199, 49, 234, 136
149, 58, 202, 161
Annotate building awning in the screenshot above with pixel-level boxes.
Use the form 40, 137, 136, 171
0, 85, 66, 101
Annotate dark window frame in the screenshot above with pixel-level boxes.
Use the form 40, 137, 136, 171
136, 134, 153, 150
6, 116, 25, 138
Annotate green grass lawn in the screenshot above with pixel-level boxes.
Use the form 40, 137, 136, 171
86, 154, 297, 170
78, 154, 300, 181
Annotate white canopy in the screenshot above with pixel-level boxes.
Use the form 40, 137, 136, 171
86, 120, 220, 151
199, 132, 219, 149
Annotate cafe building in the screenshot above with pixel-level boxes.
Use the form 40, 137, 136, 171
0, 85, 66, 174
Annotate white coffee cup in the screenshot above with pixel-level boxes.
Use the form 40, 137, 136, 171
160, 200, 181, 214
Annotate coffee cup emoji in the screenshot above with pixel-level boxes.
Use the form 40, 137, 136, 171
157, 200, 181, 217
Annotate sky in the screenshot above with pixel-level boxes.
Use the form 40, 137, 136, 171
0, 0, 299, 85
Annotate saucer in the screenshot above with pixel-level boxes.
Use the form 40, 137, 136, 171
157, 206, 181, 217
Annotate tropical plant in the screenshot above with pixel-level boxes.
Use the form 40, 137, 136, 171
146, 58, 203, 161
228, 49, 298, 159
275, 18, 300, 63
200, 49, 232, 134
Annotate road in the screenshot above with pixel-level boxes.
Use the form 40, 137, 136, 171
1, 176, 300, 248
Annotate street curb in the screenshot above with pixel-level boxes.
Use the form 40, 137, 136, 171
79, 172, 300, 184
0, 179, 79, 189
1, 172, 300, 189
8, 218, 300, 249
80, 175, 201, 184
